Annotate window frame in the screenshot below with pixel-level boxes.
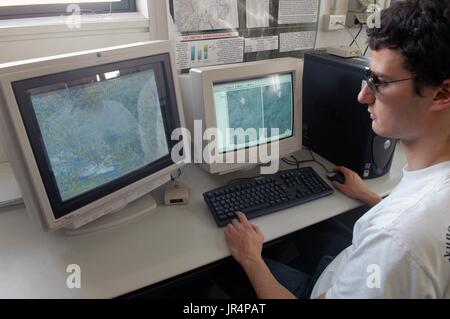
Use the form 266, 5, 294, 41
0, 0, 136, 20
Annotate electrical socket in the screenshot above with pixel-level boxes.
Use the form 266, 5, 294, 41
322, 14, 347, 31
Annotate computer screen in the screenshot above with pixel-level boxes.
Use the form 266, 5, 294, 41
0, 41, 187, 233
180, 58, 303, 174
213, 73, 294, 153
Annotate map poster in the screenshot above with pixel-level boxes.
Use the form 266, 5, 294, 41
175, 37, 244, 70
173, 0, 239, 33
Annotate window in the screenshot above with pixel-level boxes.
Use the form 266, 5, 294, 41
0, 1, 136, 20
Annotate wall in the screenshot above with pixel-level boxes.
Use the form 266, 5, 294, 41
316, 0, 370, 52
0, 0, 372, 163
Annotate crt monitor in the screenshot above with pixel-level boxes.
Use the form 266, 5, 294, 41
180, 58, 303, 174
0, 41, 187, 234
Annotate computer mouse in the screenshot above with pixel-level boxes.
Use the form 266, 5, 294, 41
327, 172, 346, 184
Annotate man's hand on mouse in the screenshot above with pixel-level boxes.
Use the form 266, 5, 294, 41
332, 166, 382, 207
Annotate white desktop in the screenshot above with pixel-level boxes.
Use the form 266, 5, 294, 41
0, 41, 188, 235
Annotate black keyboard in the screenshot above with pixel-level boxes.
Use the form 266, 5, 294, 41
203, 167, 334, 227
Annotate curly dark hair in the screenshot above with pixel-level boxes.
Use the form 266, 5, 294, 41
367, 0, 450, 94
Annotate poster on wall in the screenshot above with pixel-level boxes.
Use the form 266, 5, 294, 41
246, 0, 270, 28
277, 0, 320, 25
279, 31, 316, 52
173, 0, 239, 32
176, 37, 244, 70
169, 0, 320, 72
244, 36, 279, 53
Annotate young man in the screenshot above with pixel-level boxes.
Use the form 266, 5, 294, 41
225, 0, 450, 299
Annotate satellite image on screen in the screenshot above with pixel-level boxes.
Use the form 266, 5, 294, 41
227, 87, 263, 143
215, 74, 293, 149
30, 68, 169, 202
262, 82, 293, 138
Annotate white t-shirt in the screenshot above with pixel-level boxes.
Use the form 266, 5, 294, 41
311, 161, 450, 299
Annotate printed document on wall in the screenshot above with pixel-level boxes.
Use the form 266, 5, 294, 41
278, 0, 319, 24
246, 0, 270, 28
279, 31, 316, 52
244, 36, 278, 53
176, 37, 244, 70
174, 0, 239, 32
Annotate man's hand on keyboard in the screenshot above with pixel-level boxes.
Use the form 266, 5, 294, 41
225, 212, 264, 268
333, 166, 382, 207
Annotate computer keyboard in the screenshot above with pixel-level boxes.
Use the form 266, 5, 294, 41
203, 167, 334, 227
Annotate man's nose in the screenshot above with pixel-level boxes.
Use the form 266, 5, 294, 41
358, 83, 376, 105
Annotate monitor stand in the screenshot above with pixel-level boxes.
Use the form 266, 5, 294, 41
63, 193, 157, 236
217, 163, 257, 175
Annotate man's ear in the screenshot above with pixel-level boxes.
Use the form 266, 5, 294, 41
430, 79, 450, 111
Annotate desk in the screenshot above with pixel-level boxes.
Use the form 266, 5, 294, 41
0, 146, 406, 298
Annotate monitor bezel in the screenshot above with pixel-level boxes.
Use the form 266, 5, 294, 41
0, 41, 187, 231
12, 53, 181, 220
189, 58, 303, 174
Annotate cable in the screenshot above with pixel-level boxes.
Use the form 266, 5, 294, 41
228, 150, 332, 184
226, 177, 255, 185
281, 158, 298, 168
282, 151, 332, 174
364, 44, 370, 56
299, 147, 334, 174
350, 23, 363, 47
307, 149, 333, 174
336, 22, 361, 49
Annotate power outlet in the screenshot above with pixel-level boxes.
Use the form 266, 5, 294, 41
322, 14, 346, 31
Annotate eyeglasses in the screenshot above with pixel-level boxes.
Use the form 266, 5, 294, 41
364, 68, 414, 94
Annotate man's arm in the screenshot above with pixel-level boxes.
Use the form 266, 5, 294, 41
332, 166, 382, 207
241, 256, 296, 299
225, 213, 296, 299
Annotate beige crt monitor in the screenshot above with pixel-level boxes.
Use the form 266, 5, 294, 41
0, 41, 188, 234
180, 58, 303, 174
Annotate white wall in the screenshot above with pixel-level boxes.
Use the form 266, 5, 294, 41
316, 0, 369, 52
0, 0, 370, 163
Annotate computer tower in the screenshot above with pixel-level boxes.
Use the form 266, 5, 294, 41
302, 50, 397, 179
